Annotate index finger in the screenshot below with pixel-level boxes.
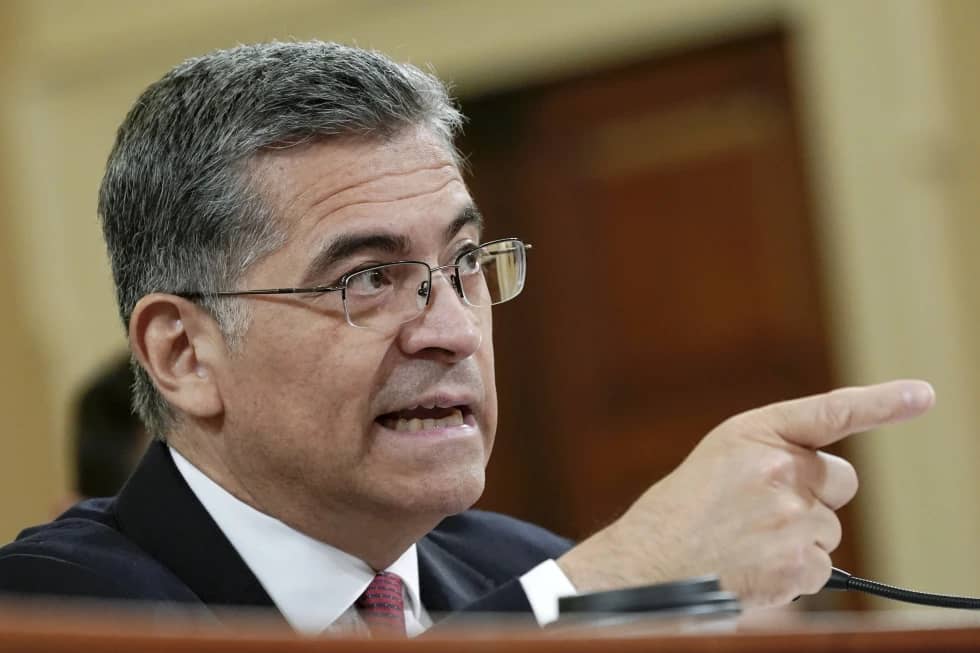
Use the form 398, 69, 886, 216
764, 380, 935, 449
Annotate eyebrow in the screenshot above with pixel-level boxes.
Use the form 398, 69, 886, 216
300, 203, 484, 285
446, 204, 484, 242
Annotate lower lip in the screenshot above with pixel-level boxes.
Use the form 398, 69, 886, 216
375, 413, 479, 439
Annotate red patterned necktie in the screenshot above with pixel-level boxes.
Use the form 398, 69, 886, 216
355, 571, 406, 637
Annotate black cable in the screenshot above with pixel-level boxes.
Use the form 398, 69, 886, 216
827, 567, 980, 609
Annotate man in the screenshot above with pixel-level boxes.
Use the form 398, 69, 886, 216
0, 41, 934, 635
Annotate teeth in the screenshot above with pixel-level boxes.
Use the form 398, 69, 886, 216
446, 409, 465, 427
387, 408, 465, 432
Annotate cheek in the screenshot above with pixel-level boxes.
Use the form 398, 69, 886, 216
478, 315, 498, 454
225, 311, 386, 437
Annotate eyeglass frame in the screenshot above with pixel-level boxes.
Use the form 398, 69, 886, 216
173, 237, 532, 329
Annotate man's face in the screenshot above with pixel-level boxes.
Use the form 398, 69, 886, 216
213, 128, 497, 529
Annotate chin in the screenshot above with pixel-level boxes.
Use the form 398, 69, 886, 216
392, 465, 486, 518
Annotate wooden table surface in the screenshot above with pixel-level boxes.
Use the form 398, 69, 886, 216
2, 599, 980, 652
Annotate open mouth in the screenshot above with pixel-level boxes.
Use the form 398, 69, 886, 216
376, 405, 472, 433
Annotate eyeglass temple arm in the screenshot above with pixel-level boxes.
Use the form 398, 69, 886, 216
179, 285, 344, 299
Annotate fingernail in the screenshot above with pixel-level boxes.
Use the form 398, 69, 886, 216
902, 382, 935, 410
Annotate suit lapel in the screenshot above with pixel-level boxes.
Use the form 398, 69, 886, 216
113, 441, 281, 616
417, 532, 495, 614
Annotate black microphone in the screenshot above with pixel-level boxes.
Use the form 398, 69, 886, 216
824, 567, 980, 609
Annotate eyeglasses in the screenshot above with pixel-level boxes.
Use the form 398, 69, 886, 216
177, 238, 531, 331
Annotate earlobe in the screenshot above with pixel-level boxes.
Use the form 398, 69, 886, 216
129, 294, 225, 421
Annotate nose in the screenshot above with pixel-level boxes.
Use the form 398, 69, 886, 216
397, 269, 483, 362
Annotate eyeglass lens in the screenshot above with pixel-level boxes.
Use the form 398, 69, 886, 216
343, 239, 527, 330
457, 239, 526, 306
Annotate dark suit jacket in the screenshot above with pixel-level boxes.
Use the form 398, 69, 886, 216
0, 442, 572, 625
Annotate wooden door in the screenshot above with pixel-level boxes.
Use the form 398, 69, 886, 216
462, 31, 860, 590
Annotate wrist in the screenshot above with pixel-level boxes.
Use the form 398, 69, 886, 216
557, 521, 666, 593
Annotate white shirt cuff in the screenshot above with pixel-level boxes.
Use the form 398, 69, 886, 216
518, 559, 578, 626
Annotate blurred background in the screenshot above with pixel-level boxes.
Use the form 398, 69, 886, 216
1, 0, 978, 609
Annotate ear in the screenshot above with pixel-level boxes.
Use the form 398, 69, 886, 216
129, 293, 226, 421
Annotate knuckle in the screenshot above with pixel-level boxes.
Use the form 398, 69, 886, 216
776, 545, 831, 598
760, 451, 798, 488
819, 452, 860, 506
827, 515, 843, 552
774, 546, 808, 583
713, 412, 752, 442
815, 508, 844, 553
841, 459, 859, 497
820, 391, 855, 434
802, 548, 833, 595
772, 494, 807, 527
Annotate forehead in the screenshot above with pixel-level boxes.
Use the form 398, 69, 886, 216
252, 128, 465, 237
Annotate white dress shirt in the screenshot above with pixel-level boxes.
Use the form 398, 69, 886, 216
170, 448, 576, 634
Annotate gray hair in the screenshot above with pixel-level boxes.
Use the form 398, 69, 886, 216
98, 41, 464, 438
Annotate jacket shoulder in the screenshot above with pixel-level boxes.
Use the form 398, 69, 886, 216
0, 500, 196, 602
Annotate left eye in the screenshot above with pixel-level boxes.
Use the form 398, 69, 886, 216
457, 249, 481, 274
347, 268, 392, 296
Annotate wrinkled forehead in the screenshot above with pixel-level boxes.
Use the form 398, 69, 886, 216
239, 128, 475, 285
247, 127, 461, 228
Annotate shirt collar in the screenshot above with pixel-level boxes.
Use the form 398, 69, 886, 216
169, 446, 423, 634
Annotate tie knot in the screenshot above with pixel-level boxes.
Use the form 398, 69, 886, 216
355, 571, 406, 637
